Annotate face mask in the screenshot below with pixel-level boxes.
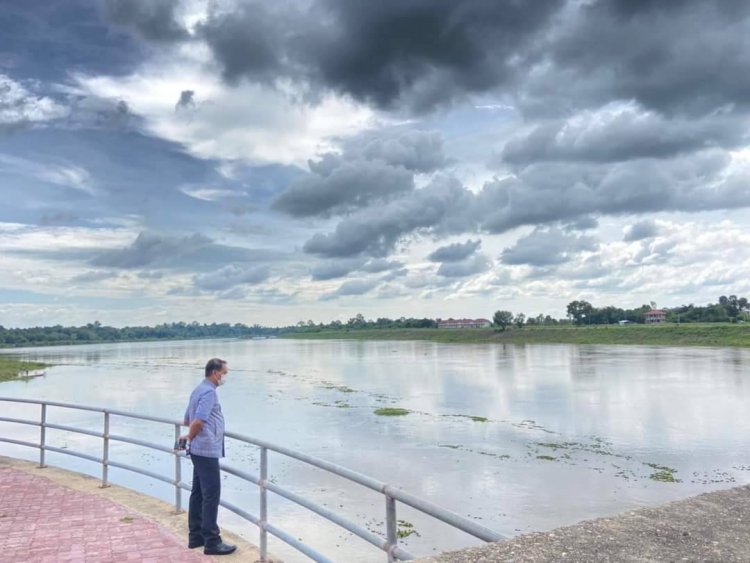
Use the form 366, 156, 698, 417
217, 372, 227, 386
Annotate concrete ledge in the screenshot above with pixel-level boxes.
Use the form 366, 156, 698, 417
418, 485, 750, 562
0, 455, 279, 562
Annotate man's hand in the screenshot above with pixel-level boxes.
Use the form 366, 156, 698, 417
175, 434, 189, 450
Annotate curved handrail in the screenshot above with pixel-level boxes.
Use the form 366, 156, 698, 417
0, 396, 505, 562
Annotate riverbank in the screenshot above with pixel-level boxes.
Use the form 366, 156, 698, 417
0, 356, 47, 382
282, 323, 750, 347
417, 484, 750, 562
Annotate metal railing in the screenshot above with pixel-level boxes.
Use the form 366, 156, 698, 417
0, 397, 505, 562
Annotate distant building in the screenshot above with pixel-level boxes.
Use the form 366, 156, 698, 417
437, 318, 492, 329
644, 309, 667, 324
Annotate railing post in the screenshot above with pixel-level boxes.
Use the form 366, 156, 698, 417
260, 446, 268, 562
101, 411, 110, 488
174, 424, 182, 513
39, 403, 46, 468
386, 495, 398, 563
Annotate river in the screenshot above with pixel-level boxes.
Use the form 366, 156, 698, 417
1, 339, 749, 561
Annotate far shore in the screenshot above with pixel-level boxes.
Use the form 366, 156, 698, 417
281, 323, 750, 347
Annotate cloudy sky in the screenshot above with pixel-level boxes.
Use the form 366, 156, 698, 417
1, 0, 749, 328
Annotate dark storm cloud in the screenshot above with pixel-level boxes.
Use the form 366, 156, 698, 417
360, 258, 403, 273
102, 0, 750, 121
356, 130, 447, 172
428, 239, 481, 263
501, 227, 597, 267
193, 264, 270, 291
623, 219, 659, 242
272, 129, 445, 217
273, 159, 414, 217
564, 216, 599, 232
175, 90, 195, 111
91, 232, 278, 271
477, 150, 750, 234
197, 0, 565, 111
436, 254, 490, 278
310, 258, 366, 281
522, 1, 750, 117
300, 144, 748, 261
104, 0, 188, 43
320, 279, 380, 300
303, 176, 474, 258
310, 257, 403, 280
500, 111, 746, 167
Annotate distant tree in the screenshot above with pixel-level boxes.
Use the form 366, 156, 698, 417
514, 313, 526, 328
566, 300, 593, 325
493, 310, 514, 331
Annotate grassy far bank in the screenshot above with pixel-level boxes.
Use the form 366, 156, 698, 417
0, 356, 47, 382
281, 323, 750, 347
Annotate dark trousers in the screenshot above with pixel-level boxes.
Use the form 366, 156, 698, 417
188, 454, 222, 547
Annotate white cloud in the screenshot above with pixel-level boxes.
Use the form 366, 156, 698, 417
179, 185, 241, 201
73, 49, 379, 166
0, 74, 68, 126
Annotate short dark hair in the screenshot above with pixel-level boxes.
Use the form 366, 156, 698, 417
205, 358, 227, 378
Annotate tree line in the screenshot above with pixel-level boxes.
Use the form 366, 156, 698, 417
1, 295, 747, 347
292, 313, 437, 332
0, 316, 438, 347
493, 295, 749, 330
0, 321, 282, 347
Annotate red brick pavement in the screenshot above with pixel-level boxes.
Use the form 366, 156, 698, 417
0, 466, 206, 563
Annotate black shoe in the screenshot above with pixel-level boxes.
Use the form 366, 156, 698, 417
204, 542, 237, 555
188, 539, 204, 549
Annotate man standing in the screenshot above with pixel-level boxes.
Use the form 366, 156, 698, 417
179, 358, 237, 555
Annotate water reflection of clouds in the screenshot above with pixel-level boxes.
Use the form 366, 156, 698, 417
3, 339, 750, 561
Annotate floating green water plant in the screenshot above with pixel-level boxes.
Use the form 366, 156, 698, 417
397, 520, 420, 539
374, 407, 411, 416
646, 463, 680, 482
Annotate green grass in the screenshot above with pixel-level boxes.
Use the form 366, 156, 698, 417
0, 356, 47, 382
282, 323, 750, 347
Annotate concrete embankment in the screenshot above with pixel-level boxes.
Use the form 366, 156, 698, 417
418, 485, 750, 562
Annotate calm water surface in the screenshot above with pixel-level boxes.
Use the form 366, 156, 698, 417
1, 339, 749, 561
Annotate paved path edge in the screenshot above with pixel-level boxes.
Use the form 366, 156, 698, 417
0, 454, 279, 563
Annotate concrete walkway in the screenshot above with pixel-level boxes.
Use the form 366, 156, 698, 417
417, 485, 750, 562
0, 455, 271, 563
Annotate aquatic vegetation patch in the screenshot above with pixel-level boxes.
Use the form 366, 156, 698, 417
438, 444, 510, 459
480, 451, 511, 459
513, 419, 555, 433
120, 516, 134, 523
536, 455, 558, 461
691, 469, 735, 485
645, 463, 680, 482
374, 407, 411, 416
321, 381, 357, 393
397, 520, 421, 539
442, 413, 490, 423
